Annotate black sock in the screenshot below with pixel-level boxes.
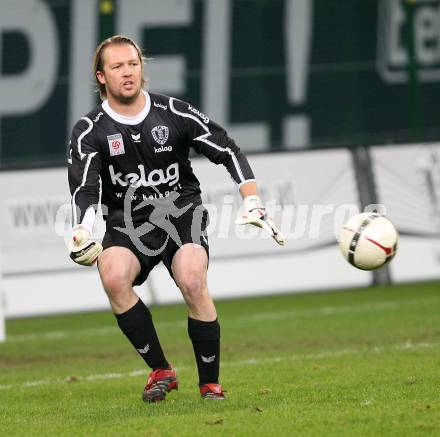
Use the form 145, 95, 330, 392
188, 317, 220, 385
115, 299, 169, 370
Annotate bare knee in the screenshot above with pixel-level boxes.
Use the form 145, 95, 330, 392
177, 272, 206, 301
172, 244, 215, 320
101, 269, 131, 295
98, 247, 140, 313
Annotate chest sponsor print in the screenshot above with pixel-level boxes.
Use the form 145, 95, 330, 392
154, 145, 173, 153
108, 162, 179, 188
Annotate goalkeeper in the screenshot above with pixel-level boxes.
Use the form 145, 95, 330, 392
68, 35, 284, 402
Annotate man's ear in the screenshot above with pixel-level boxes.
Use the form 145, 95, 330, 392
96, 70, 106, 85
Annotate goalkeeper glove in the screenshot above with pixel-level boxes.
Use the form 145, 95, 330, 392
69, 225, 103, 266
235, 195, 285, 245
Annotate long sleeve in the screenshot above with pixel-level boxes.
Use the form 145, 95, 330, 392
68, 117, 102, 229
169, 98, 255, 185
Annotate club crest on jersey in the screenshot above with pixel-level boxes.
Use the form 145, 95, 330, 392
151, 125, 169, 145
107, 133, 125, 156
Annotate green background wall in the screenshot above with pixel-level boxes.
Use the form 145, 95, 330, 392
1, 0, 439, 169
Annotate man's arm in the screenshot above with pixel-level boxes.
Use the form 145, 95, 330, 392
68, 117, 103, 265
239, 180, 258, 198
170, 98, 284, 245
169, 98, 255, 186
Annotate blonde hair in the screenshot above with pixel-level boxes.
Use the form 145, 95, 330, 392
93, 35, 147, 100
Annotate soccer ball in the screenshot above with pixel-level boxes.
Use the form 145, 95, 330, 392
339, 212, 398, 270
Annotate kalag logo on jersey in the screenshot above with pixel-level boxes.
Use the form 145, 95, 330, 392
188, 105, 209, 124
93, 112, 103, 123
107, 133, 125, 156
154, 102, 167, 110
151, 125, 169, 145
154, 145, 173, 153
109, 162, 179, 188
131, 133, 141, 143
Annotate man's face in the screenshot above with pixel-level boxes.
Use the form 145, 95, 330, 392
97, 44, 143, 103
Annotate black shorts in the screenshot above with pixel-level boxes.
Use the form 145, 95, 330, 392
102, 204, 209, 286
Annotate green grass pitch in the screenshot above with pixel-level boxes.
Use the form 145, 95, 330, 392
1, 280, 440, 436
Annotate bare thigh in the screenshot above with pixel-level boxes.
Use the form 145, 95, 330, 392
98, 246, 141, 314
171, 243, 216, 321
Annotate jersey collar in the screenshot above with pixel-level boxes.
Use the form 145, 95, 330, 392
102, 91, 151, 125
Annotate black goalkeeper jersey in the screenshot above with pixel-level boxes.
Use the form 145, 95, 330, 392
68, 91, 255, 228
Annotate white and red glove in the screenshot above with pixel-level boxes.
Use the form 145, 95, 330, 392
69, 225, 103, 266
235, 195, 285, 245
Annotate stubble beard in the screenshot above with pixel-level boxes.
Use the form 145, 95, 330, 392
108, 84, 143, 105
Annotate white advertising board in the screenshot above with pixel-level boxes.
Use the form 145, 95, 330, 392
371, 143, 440, 282
0, 168, 149, 317
0, 149, 368, 317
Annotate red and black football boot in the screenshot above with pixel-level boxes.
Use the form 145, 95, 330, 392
199, 383, 226, 400
142, 368, 178, 403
